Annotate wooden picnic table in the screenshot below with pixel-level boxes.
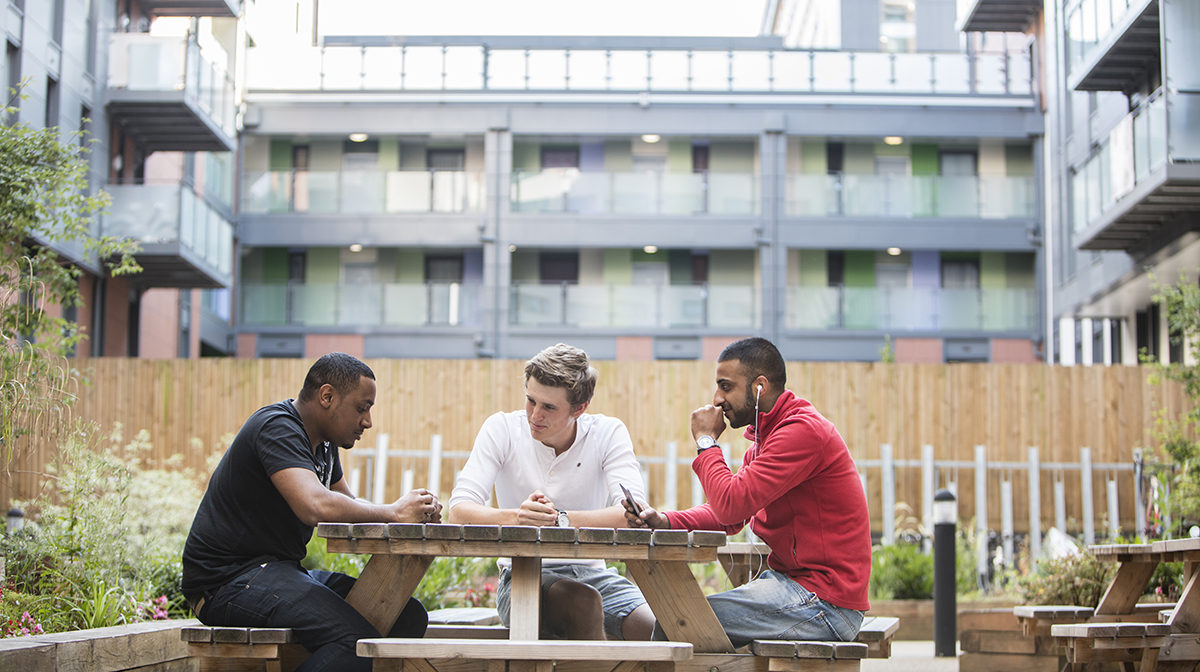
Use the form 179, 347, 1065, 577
1049, 538, 1200, 671
317, 522, 735, 653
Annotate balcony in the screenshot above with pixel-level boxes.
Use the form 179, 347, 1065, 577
247, 40, 1033, 98
957, 0, 1042, 33
787, 286, 1037, 332
510, 283, 756, 329
242, 169, 483, 214
241, 282, 480, 327
1072, 90, 1200, 251
1066, 0, 1160, 93
102, 182, 234, 288
107, 34, 236, 153
786, 174, 1035, 219
511, 170, 757, 215
133, 0, 240, 17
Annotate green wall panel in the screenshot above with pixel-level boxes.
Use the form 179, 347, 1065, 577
709, 250, 755, 284
1005, 253, 1036, 288
605, 140, 634, 171
980, 252, 1004, 289
1005, 144, 1035, 176
800, 140, 827, 173
268, 139, 293, 171
668, 250, 693, 283
843, 144, 875, 173
710, 142, 755, 172
911, 144, 939, 175
844, 251, 875, 287
512, 144, 540, 173
378, 139, 400, 170
797, 250, 827, 286
307, 248, 341, 284
667, 141, 692, 172
603, 249, 633, 284
394, 249, 424, 283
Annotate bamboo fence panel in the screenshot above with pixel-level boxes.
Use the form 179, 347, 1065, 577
2, 359, 1191, 534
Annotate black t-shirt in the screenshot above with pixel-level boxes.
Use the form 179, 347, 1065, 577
182, 400, 343, 596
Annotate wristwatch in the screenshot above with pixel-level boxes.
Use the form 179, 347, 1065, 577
556, 509, 570, 527
696, 435, 718, 454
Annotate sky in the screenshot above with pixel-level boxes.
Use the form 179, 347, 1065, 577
315, 0, 770, 38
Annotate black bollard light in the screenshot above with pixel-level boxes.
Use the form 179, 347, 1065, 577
933, 489, 957, 657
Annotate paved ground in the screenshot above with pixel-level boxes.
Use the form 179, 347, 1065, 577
862, 641, 961, 672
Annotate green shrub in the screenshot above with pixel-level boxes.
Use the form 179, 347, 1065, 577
870, 542, 933, 600
1017, 552, 1116, 607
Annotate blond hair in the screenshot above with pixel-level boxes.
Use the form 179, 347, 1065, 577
524, 343, 597, 408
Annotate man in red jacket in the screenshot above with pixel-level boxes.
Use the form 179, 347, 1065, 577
626, 337, 871, 647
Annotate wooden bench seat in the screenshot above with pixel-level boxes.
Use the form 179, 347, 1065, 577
853, 616, 898, 658
749, 640, 867, 671
359, 637, 693, 672
181, 626, 307, 672
425, 624, 511, 639
1050, 622, 1171, 670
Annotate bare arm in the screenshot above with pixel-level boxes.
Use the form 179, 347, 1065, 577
271, 467, 442, 526
450, 491, 558, 526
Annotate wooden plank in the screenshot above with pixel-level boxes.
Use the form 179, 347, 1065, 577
189, 643, 281, 659
500, 526, 540, 542
356, 639, 694, 661
248, 628, 294, 644
539, 527, 578, 543
675, 653, 765, 672
1169, 561, 1200, 634
958, 652, 1059, 672
578, 528, 616, 544
211, 627, 253, 644
1159, 632, 1200, 661
351, 523, 387, 539
625, 559, 734, 654
345, 554, 434, 636
791, 642, 835, 659
1012, 605, 1094, 620
855, 616, 898, 641
390, 523, 426, 540
323, 537, 716, 563
651, 530, 690, 546
1095, 561, 1158, 615
181, 627, 216, 643
509, 556, 542, 640
689, 531, 727, 547
765, 658, 859, 671
615, 528, 654, 545
463, 525, 502, 541
425, 524, 464, 540
425, 625, 509, 639
319, 523, 351, 539
750, 641, 798, 658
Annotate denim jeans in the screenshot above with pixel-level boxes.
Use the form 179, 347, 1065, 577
196, 561, 427, 672
496, 564, 647, 639
656, 569, 863, 648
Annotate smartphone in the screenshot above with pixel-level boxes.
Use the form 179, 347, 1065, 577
619, 483, 643, 517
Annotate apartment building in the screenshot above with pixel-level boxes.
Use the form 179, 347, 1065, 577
962, 0, 1200, 365
3, 0, 240, 357
236, 0, 1043, 361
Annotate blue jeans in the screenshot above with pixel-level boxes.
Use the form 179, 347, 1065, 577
496, 564, 647, 639
195, 561, 427, 672
656, 570, 863, 648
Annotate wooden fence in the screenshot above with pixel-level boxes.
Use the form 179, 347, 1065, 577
3, 358, 1191, 537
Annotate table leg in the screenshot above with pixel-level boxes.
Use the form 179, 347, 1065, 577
345, 554, 434, 636
1095, 562, 1157, 616
1168, 560, 1200, 634
625, 559, 734, 653
509, 557, 543, 640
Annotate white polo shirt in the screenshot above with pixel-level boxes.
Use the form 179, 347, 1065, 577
450, 410, 647, 568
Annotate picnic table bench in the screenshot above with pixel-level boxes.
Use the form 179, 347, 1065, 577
181, 626, 307, 671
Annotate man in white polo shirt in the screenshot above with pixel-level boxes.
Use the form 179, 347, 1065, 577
449, 343, 654, 640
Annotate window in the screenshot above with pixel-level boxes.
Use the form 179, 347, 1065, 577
941, 259, 980, 289
541, 146, 579, 169
288, 250, 306, 282
44, 77, 59, 129
6, 42, 21, 124
692, 145, 709, 173
880, 0, 915, 53
425, 254, 464, 282
538, 252, 579, 283
427, 149, 465, 171
939, 151, 977, 176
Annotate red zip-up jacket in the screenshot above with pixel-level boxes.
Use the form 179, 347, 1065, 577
666, 390, 871, 611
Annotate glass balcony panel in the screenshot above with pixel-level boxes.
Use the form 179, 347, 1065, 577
608, 51, 649, 90
931, 53, 970, 93
444, 46, 485, 89
939, 288, 982, 330
511, 169, 576, 212
488, 50, 527, 89
565, 172, 609, 213
119, 37, 185, 90
403, 47, 446, 89
787, 175, 838, 216
934, 176, 980, 217
853, 53, 895, 93
708, 285, 756, 328
319, 48, 361, 89
1133, 106, 1150, 181
812, 52, 852, 92
892, 54, 933, 93
607, 285, 655, 326
612, 172, 661, 213
974, 53, 1009, 94
789, 286, 841, 329
382, 283, 429, 326
292, 283, 338, 326
1066, 6, 1085, 76
564, 284, 611, 326
341, 170, 386, 214
512, 284, 564, 325
663, 285, 705, 327
689, 52, 728, 90
1148, 93, 1166, 173
241, 284, 288, 325
772, 51, 812, 91
650, 50, 689, 90
843, 287, 882, 330
708, 173, 757, 214
1072, 169, 1089, 234
527, 50, 568, 89
568, 51, 608, 89
386, 171, 433, 212
843, 175, 912, 217
297, 171, 340, 213
361, 48, 404, 89
661, 173, 705, 214
982, 288, 1036, 331
340, 283, 383, 326
731, 51, 770, 90
431, 171, 470, 212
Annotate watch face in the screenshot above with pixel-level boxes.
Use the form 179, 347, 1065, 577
557, 511, 569, 527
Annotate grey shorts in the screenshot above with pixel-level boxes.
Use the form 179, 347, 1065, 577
496, 564, 647, 639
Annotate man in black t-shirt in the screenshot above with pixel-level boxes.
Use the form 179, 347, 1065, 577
183, 352, 442, 672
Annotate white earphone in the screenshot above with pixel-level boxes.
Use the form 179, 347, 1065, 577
756, 384, 763, 398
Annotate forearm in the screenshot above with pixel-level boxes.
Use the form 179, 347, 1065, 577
559, 505, 628, 528
449, 501, 520, 525
304, 491, 409, 525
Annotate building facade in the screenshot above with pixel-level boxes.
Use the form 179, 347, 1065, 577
3, 0, 240, 358
235, 0, 1044, 361
962, 0, 1200, 366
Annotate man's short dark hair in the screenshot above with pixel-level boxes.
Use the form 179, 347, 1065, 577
718, 337, 786, 388
298, 352, 375, 402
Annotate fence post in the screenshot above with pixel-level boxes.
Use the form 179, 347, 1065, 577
664, 441, 678, 511
1028, 446, 1042, 558
401, 468, 414, 496
692, 471, 704, 508
974, 445, 988, 587
349, 467, 361, 500
428, 434, 443, 496
372, 433, 389, 504
1107, 476, 1120, 540
1001, 477, 1014, 566
881, 444, 895, 545
1054, 475, 1067, 534
1081, 447, 1095, 545
1134, 448, 1146, 542
922, 444, 935, 553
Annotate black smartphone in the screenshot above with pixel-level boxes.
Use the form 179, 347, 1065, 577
619, 483, 643, 516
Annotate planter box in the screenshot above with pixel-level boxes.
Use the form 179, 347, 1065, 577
0, 619, 195, 672
866, 598, 1017, 640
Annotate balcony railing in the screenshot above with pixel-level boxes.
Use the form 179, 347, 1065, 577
510, 283, 757, 328
787, 174, 1035, 218
241, 281, 480, 327
511, 170, 758, 215
107, 33, 236, 151
1065, 0, 1152, 80
242, 169, 483, 214
248, 44, 1032, 97
787, 285, 1037, 332
103, 182, 234, 287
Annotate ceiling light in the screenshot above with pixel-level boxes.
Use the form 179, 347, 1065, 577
643, 245, 658, 254
883, 136, 903, 146
641, 134, 661, 144
508, 244, 517, 252
348, 132, 368, 143
349, 244, 363, 252
886, 247, 902, 256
